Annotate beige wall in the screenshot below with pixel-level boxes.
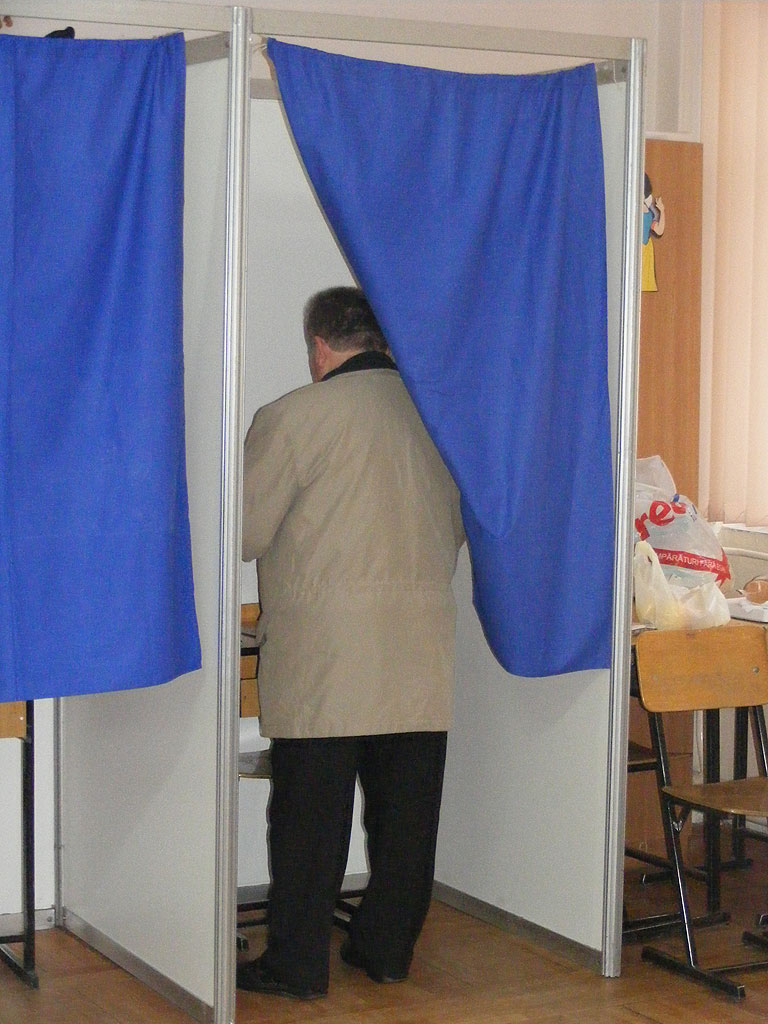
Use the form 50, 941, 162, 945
699, 4, 719, 518
9, 0, 705, 135
249, 0, 705, 136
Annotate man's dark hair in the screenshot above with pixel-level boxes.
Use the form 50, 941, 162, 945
303, 287, 388, 353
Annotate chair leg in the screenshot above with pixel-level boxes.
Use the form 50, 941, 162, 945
641, 947, 745, 998
666, 795, 700, 967
639, 798, 696, 968
641, 794, 747, 998
641, 796, 754, 999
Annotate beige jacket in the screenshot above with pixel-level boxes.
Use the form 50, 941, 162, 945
242, 365, 463, 738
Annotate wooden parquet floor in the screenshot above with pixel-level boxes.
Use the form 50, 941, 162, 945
2, 830, 768, 1024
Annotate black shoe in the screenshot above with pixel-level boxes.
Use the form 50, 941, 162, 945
339, 938, 408, 984
236, 957, 326, 1000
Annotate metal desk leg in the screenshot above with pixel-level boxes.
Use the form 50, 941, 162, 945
0, 700, 39, 988
704, 708, 721, 915
730, 706, 751, 868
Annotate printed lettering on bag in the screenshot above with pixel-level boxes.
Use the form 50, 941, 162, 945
634, 498, 688, 541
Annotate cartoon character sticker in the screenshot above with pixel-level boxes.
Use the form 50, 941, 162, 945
642, 173, 665, 292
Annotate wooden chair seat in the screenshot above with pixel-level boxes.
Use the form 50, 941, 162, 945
664, 776, 768, 819
240, 603, 260, 719
241, 602, 261, 635
240, 652, 258, 680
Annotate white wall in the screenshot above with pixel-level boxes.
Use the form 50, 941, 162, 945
14, 2, 701, 133
246, 0, 702, 138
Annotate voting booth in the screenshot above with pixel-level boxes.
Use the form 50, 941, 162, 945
0, 5, 248, 1020
0, 6, 643, 1024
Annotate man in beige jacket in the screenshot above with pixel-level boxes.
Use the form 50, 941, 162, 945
239, 287, 463, 1000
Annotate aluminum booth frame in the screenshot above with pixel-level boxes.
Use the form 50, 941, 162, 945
6, 6, 642, 1024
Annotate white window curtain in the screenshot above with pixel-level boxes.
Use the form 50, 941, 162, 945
700, 2, 768, 526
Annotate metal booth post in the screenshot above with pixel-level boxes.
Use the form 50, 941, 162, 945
601, 35, 645, 978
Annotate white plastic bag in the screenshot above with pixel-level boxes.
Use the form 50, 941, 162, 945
633, 541, 730, 630
636, 455, 677, 494
634, 457, 730, 589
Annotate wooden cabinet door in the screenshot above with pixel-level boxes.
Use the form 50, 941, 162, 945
637, 139, 703, 502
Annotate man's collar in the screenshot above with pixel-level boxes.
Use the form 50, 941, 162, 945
322, 350, 396, 381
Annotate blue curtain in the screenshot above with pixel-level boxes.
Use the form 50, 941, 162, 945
0, 33, 201, 701
268, 40, 614, 677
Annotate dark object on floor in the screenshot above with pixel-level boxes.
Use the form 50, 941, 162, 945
339, 938, 408, 984
45, 26, 75, 37
236, 956, 326, 1000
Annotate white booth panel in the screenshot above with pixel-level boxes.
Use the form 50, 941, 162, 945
0, 740, 23, 916
239, 98, 368, 888
436, 78, 629, 954
33, 701, 56, 914
0, 700, 54, 920
437, 552, 610, 949
59, 57, 229, 1009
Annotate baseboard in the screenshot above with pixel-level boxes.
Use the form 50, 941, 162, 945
0, 908, 55, 934
432, 881, 602, 971
63, 910, 213, 1024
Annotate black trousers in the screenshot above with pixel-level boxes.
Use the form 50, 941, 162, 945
262, 730, 448, 991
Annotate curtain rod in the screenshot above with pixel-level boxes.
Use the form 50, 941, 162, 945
250, 57, 628, 100
186, 32, 228, 65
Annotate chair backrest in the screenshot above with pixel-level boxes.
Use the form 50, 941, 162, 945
0, 701, 25, 740
241, 602, 260, 633
241, 603, 260, 719
635, 623, 768, 713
